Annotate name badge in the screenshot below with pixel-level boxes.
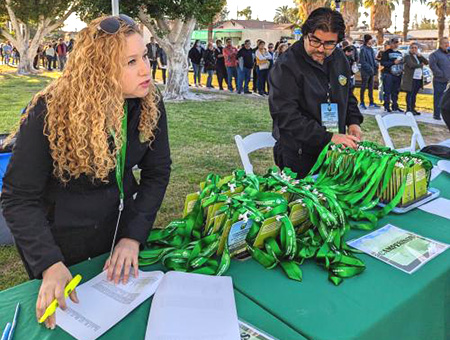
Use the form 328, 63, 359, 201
321, 103, 339, 133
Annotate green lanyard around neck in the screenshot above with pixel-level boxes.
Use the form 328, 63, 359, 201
114, 102, 128, 211
109, 102, 128, 259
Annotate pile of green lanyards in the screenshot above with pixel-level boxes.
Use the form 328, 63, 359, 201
138, 141, 432, 285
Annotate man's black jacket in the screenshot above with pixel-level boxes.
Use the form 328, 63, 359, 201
1, 97, 171, 278
269, 38, 363, 158
237, 47, 254, 69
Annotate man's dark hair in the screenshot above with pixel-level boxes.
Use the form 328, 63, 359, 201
226, 38, 232, 43
301, 7, 346, 42
244, 39, 251, 44
216, 39, 222, 44
364, 34, 372, 44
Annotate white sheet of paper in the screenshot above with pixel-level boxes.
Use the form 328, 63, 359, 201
145, 271, 240, 340
419, 197, 450, 220
438, 160, 450, 174
430, 165, 442, 181
56, 270, 164, 340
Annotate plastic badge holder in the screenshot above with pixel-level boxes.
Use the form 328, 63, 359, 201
378, 187, 441, 214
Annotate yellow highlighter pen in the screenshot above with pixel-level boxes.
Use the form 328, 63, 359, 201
38, 274, 82, 324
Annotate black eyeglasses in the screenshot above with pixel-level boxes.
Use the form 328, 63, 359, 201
307, 34, 338, 50
98, 14, 137, 34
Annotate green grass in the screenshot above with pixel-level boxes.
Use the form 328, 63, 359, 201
0, 73, 448, 291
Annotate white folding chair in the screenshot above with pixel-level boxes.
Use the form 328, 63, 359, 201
375, 112, 426, 153
234, 132, 276, 174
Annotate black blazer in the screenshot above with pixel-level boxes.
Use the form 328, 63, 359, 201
1, 97, 171, 277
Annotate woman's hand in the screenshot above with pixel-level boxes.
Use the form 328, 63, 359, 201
103, 238, 140, 284
36, 262, 79, 330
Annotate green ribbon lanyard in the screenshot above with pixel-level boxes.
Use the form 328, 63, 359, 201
109, 102, 128, 258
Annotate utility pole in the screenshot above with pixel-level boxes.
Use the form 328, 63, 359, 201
112, 0, 119, 15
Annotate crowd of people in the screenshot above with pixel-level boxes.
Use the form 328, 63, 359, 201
0, 38, 75, 71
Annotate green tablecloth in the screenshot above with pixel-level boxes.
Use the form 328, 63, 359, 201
0, 254, 306, 340
229, 169, 450, 340
1, 157, 449, 340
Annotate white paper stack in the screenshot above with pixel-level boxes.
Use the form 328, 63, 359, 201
145, 271, 240, 340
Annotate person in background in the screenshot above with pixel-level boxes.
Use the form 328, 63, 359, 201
252, 39, 261, 93
157, 45, 167, 85
343, 45, 357, 91
45, 43, 55, 71
381, 38, 404, 113
255, 40, 272, 96
67, 39, 75, 53
359, 34, 379, 109
188, 40, 204, 87
11, 46, 19, 65
51, 40, 58, 70
146, 37, 159, 81
400, 42, 429, 116
223, 38, 238, 92
268, 43, 275, 69
0, 42, 4, 64
236, 39, 254, 94
376, 40, 390, 103
203, 42, 216, 89
214, 40, 228, 91
56, 38, 68, 71
441, 85, 450, 131
429, 37, 450, 120
273, 43, 288, 63
2, 41, 12, 65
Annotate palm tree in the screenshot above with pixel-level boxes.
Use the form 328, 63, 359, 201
428, 0, 449, 40
274, 6, 292, 24
341, 0, 362, 36
403, 0, 426, 41
294, 0, 331, 22
364, 0, 394, 45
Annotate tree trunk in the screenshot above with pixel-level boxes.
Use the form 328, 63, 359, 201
164, 44, 191, 101
403, 0, 411, 42
437, 1, 447, 41
377, 28, 384, 45
207, 23, 213, 43
139, 12, 197, 100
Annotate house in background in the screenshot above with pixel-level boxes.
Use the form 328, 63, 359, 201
191, 20, 295, 47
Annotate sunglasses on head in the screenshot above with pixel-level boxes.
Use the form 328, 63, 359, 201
98, 14, 137, 34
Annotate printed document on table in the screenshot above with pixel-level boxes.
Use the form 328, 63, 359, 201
347, 224, 449, 274
56, 270, 164, 340
239, 320, 278, 340
419, 198, 450, 220
145, 271, 240, 340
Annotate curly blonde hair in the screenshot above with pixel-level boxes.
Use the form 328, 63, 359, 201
11, 16, 159, 183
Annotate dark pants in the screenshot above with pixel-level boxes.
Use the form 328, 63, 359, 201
406, 79, 422, 113
433, 80, 447, 119
161, 68, 166, 84
383, 73, 402, 110
52, 56, 57, 69
216, 65, 227, 90
192, 63, 202, 85
237, 67, 252, 93
46, 56, 53, 70
226, 66, 237, 91
150, 60, 158, 79
273, 143, 318, 179
206, 69, 214, 88
257, 68, 269, 95
33, 55, 39, 69
252, 66, 258, 92
360, 73, 375, 105
17, 221, 117, 279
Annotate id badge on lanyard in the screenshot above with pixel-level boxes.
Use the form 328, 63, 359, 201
321, 83, 339, 134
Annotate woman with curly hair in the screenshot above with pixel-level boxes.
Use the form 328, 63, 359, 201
1, 15, 171, 329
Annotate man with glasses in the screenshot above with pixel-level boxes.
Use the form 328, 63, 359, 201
269, 7, 363, 178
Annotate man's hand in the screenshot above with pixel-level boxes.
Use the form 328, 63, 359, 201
103, 238, 140, 284
331, 134, 360, 149
36, 262, 79, 330
348, 124, 362, 140
394, 59, 401, 65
